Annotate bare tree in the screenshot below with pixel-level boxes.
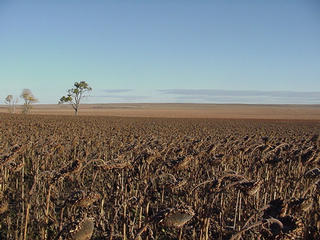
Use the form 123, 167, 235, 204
59, 81, 92, 115
20, 89, 38, 114
5, 95, 18, 113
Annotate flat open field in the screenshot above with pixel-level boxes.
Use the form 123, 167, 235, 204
1, 103, 320, 119
0, 113, 320, 239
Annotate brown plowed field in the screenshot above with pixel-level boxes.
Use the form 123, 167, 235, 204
0, 112, 320, 239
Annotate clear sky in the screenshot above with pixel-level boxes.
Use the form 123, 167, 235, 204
0, 0, 320, 104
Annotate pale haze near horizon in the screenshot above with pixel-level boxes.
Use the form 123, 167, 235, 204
0, 0, 319, 104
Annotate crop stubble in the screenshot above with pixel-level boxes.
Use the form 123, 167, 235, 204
0, 113, 320, 239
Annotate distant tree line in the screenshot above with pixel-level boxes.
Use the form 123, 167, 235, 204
3, 81, 92, 115
4, 89, 38, 114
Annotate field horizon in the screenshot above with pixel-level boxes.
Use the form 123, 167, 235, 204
1, 103, 320, 120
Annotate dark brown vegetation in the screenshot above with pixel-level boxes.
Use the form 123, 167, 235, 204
0, 113, 320, 239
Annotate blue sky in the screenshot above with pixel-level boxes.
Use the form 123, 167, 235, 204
0, 0, 320, 104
